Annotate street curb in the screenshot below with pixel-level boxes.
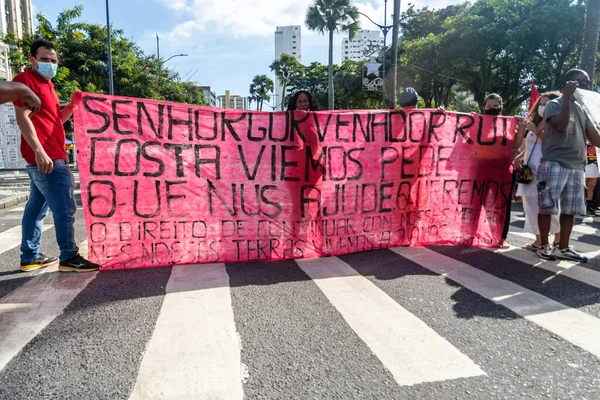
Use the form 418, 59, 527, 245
0, 194, 29, 209
0, 182, 81, 210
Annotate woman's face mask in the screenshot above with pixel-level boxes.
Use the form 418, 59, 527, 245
483, 99, 502, 115
483, 107, 502, 116
538, 105, 546, 117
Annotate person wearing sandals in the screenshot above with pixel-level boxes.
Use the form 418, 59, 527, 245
515, 93, 561, 251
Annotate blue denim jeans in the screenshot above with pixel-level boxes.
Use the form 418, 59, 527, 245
21, 160, 78, 262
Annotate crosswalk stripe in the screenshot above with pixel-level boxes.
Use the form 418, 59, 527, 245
4, 206, 25, 212
0, 241, 96, 372
508, 229, 599, 256
0, 224, 53, 253
511, 217, 599, 236
129, 264, 244, 400
296, 257, 486, 386
572, 224, 598, 235
392, 247, 600, 359
490, 246, 600, 290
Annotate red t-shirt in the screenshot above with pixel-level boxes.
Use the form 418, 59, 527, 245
12, 68, 66, 164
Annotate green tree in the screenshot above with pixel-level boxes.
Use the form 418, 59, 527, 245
397, 0, 584, 113
269, 53, 302, 110
3, 6, 207, 105
288, 61, 328, 95
305, 0, 360, 110
249, 74, 274, 111
581, 0, 600, 82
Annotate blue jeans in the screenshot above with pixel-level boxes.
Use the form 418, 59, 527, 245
21, 160, 78, 262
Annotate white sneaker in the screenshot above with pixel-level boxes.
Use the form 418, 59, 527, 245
556, 247, 588, 263
537, 244, 556, 261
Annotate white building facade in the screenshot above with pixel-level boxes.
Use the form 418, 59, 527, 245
198, 85, 218, 107
218, 90, 249, 110
274, 25, 301, 110
0, 0, 34, 80
342, 30, 383, 62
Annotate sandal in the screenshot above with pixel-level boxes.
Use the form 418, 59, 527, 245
521, 243, 540, 251
499, 239, 511, 249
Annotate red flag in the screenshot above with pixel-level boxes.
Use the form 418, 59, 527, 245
529, 80, 540, 111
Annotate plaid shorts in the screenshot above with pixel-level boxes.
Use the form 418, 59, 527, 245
537, 160, 586, 216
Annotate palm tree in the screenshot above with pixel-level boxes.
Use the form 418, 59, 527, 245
581, 0, 600, 83
305, 0, 360, 110
249, 75, 274, 111
269, 54, 302, 110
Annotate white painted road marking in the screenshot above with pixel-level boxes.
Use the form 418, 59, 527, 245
0, 224, 53, 253
492, 246, 600, 290
129, 264, 244, 400
393, 247, 600, 359
296, 256, 486, 386
0, 241, 96, 372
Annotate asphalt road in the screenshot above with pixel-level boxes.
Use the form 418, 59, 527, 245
1, 198, 600, 400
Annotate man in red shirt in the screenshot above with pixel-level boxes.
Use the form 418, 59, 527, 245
13, 39, 99, 272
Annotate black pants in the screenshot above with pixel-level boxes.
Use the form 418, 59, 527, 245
502, 172, 517, 240
592, 177, 600, 207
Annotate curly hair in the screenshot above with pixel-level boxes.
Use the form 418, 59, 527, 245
287, 91, 319, 111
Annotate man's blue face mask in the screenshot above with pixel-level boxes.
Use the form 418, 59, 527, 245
36, 62, 57, 80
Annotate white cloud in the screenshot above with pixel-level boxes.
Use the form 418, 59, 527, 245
155, 0, 460, 47
158, 0, 313, 38
145, 0, 463, 96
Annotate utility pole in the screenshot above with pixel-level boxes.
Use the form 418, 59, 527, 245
105, 0, 114, 95
389, 0, 401, 108
156, 34, 160, 59
382, 0, 388, 107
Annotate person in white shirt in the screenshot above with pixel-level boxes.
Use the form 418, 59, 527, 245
515, 92, 561, 250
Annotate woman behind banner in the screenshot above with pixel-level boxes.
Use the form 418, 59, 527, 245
287, 91, 319, 111
515, 92, 560, 250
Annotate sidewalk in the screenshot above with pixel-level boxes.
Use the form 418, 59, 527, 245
0, 169, 80, 209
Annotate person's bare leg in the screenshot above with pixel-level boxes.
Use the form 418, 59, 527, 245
586, 178, 597, 201
553, 232, 561, 246
558, 214, 575, 249
538, 213, 552, 246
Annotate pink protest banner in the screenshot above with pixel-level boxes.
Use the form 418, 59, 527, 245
72, 92, 516, 270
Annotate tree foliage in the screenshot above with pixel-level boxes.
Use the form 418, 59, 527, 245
398, 0, 587, 113
269, 53, 303, 110
3, 6, 207, 105
249, 74, 274, 111
305, 0, 360, 110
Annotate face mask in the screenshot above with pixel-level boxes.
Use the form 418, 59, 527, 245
36, 62, 57, 80
483, 108, 501, 116
538, 105, 546, 117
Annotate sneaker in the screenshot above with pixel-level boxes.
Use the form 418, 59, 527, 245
59, 254, 101, 273
557, 247, 588, 263
20, 253, 58, 272
537, 244, 556, 261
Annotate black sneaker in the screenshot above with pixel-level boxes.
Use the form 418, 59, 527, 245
20, 253, 58, 272
59, 254, 101, 273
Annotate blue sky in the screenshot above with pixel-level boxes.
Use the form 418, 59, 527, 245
32, 0, 456, 104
